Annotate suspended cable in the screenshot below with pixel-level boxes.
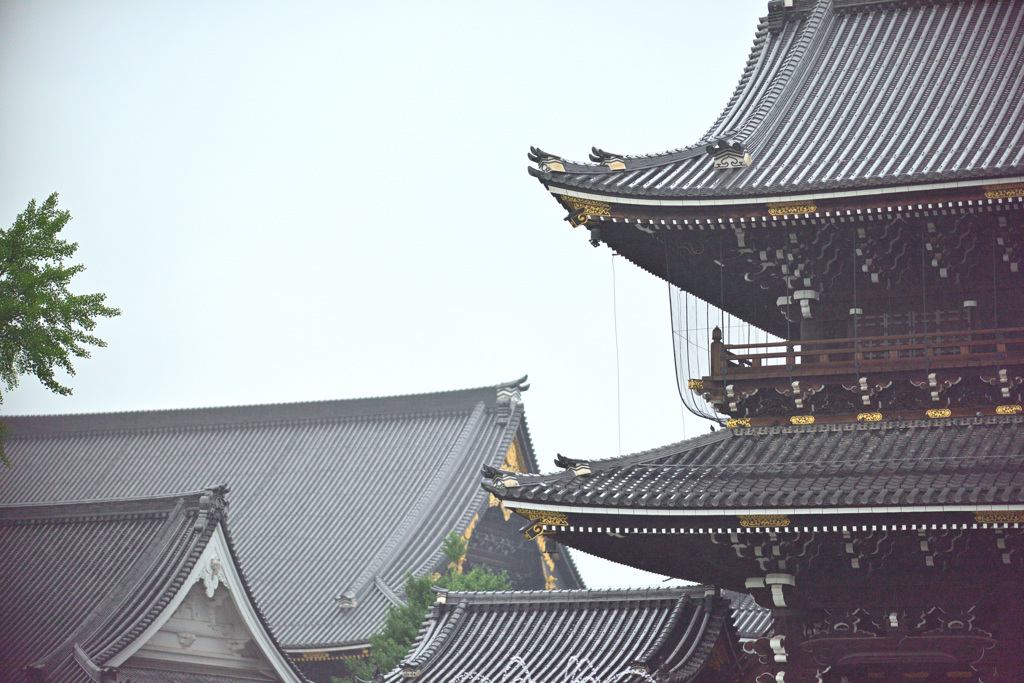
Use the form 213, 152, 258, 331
611, 253, 622, 455
993, 229, 1000, 329
853, 228, 862, 389
786, 251, 794, 391
719, 231, 726, 335
993, 229, 1003, 385
666, 237, 723, 425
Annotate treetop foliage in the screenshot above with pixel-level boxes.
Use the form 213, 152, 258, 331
345, 531, 510, 682
0, 194, 120, 463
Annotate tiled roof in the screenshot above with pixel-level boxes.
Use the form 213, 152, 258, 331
486, 415, 1024, 512
724, 591, 773, 641
530, 0, 1024, 199
2, 379, 581, 649
388, 587, 734, 683
0, 489, 307, 683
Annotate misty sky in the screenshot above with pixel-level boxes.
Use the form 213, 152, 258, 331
1, 0, 767, 587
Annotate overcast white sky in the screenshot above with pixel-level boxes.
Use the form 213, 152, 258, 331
1, 1, 767, 587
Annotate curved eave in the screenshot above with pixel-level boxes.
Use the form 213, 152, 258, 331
529, 0, 1024, 208
533, 167, 1024, 212
392, 588, 728, 683
485, 415, 1024, 521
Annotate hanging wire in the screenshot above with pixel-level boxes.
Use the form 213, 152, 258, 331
993, 229, 1003, 384
786, 253, 795, 389
719, 231, 726, 334
666, 237, 724, 424
666, 232, 781, 425
853, 227, 862, 392
993, 229, 1000, 329
611, 254, 622, 455
922, 226, 929, 338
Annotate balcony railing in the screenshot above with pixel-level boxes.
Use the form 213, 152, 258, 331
707, 326, 1024, 383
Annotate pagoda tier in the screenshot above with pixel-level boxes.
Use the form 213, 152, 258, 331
539, 146, 1024, 425
529, 0, 1024, 422
484, 415, 1024, 681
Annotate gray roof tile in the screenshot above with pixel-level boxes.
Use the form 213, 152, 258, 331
724, 591, 773, 641
531, 0, 1024, 198
488, 415, 1024, 512
0, 489, 308, 683
1, 380, 579, 649
387, 587, 733, 683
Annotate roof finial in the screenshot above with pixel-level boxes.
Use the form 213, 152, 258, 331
589, 147, 626, 171
706, 139, 752, 170
528, 146, 566, 173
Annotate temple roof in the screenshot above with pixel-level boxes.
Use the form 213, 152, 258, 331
388, 587, 735, 683
0, 489, 307, 683
530, 0, 1024, 201
725, 591, 774, 641
2, 378, 581, 650
485, 415, 1024, 514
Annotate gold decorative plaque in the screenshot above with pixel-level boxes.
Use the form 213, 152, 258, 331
560, 196, 612, 216
767, 201, 817, 216
790, 415, 815, 425
857, 412, 883, 422
996, 405, 1022, 415
739, 515, 791, 528
926, 408, 952, 419
294, 651, 332, 662
727, 418, 751, 428
516, 509, 569, 526
688, 379, 704, 390
983, 182, 1024, 199
974, 511, 1024, 524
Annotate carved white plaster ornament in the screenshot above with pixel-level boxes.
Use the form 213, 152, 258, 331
199, 555, 227, 598
177, 632, 196, 649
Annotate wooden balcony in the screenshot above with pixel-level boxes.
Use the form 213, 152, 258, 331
698, 327, 1024, 418
708, 327, 1024, 381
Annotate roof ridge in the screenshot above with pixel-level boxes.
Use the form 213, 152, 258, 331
0, 488, 218, 518
3, 391, 525, 439
402, 598, 469, 671
584, 429, 733, 472
509, 428, 732, 481
699, 15, 773, 144
336, 402, 490, 602
632, 592, 694, 665
2, 377, 529, 427
28, 493, 214, 678
530, 1, 1024, 199
743, 0, 834, 153
524, 4, 816, 176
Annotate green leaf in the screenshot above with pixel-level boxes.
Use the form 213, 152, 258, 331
0, 194, 121, 465
344, 531, 510, 681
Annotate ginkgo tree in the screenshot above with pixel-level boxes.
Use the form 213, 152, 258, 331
0, 193, 120, 463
